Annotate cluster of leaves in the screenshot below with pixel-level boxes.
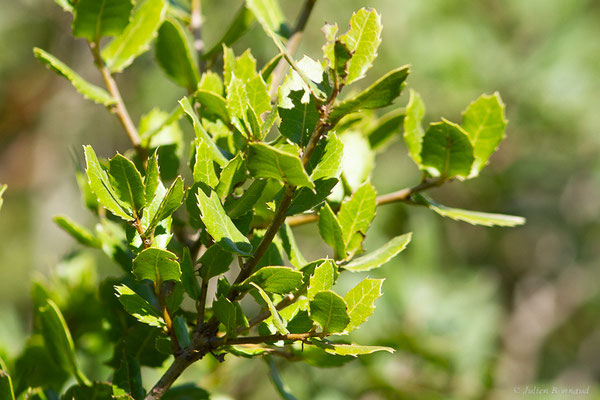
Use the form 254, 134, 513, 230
0, 0, 524, 399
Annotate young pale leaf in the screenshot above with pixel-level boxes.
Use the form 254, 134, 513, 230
279, 223, 307, 268
415, 194, 525, 227
72, 0, 133, 42
112, 356, 144, 400
246, 75, 271, 116
36, 299, 90, 386
146, 176, 184, 232
241, 267, 303, 294
367, 108, 405, 151
340, 132, 374, 192
155, 18, 200, 91
84, 145, 132, 220
53, 215, 101, 248
321, 23, 338, 67
403, 89, 425, 166
225, 345, 268, 358
342, 233, 412, 272
307, 260, 335, 300
339, 8, 382, 84
250, 283, 288, 335
33, 48, 115, 106
196, 190, 253, 256
199, 71, 224, 94
420, 119, 475, 179
317, 203, 346, 260
212, 296, 239, 337
133, 248, 181, 283
193, 139, 219, 188
338, 181, 377, 253
461, 92, 507, 176
0, 359, 15, 400
0, 184, 5, 212
181, 248, 201, 299
309, 290, 350, 334
278, 90, 319, 147
114, 284, 165, 328
199, 245, 234, 279
101, 0, 168, 73
216, 154, 246, 200
202, 5, 254, 60
180, 96, 227, 166
226, 75, 250, 135
309, 133, 344, 182
108, 154, 146, 216
194, 90, 230, 123
315, 342, 394, 356
344, 278, 383, 332
328, 66, 410, 125
247, 143, 314, 189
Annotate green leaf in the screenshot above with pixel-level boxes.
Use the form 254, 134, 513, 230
321, 23, 338, 67
114, 284, 165, 328
193, 139, 219, 188
146, 177, 184, 233
216, 154, 246, 200
53, 215, 101, 248
337, 181, 376, 254
196, 190, 253, 256
241, 267, 303, 294
278, 90, 319, 147
173, 316, 191, 348
338, 8, 382, 84
33, 48, 115, 106
162, 385, 209, 400
344, 278, 383, 332
180, 96, 227, 166
246, 76, 271, 116
314, 342, 394, 356
461, 92, 507, 176
250, 283, 288, 335
180, 248, 201, 300
144, 152, 160, 205
340, 132, 374, 192
198, 71, 224, 95
266, 356, 298, 400
112, 356, 144, 400
83, 145, 131, 220
101, 0, 168, 73
155, 18, 200, 91
342, 233, 412, 272
198, 245, 234, 279
61, 382, 114, 400
307, 260, 335, 300
287, 178, 338, 216
0, 358, 15, 400
403, 89, 425, 166
367, 108, 405, 151
225, 345, 268, 358
415, 194, 526, 227
55, 0, 73, 12
108, 153, 146, 216
318, 203, 346, 260
132, 248, 181, 283
279, 223, 307, 268
226, 76, 249, 135
194, 90, 229, 123
420, 119, 475, 179
212, 296, 239, 337
309, 133, 344, 181
247, 143, 314, 189
328, 66, 410, 125
309, 290, 349, 334
245, 0, 288, 37
225, 179, 268, 219
202, 5, 254, 60
72, 0, 133, 42
35, 299, 90, 386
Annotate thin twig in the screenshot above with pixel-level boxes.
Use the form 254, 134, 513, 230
216, 331, 324, 346
287, 178, 446, 227
269, 0, 318, 99
88, 42, 146, 161
190, 0, 204, 68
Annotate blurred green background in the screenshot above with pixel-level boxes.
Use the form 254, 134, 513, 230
1, 0, 600, 399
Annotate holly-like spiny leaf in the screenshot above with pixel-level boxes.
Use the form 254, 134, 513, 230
342, 233, 412, 272
132, 248, 181, 283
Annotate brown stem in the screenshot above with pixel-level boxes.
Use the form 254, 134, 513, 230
144, 346, 203, 400
269, 0, 318, 99
216, 331, 324, 346
287, 178, 446, 227
88, 42, 146, 161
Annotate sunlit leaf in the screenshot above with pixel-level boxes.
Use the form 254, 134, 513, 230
114, 284, 165, 328
342, 233, 412, 272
